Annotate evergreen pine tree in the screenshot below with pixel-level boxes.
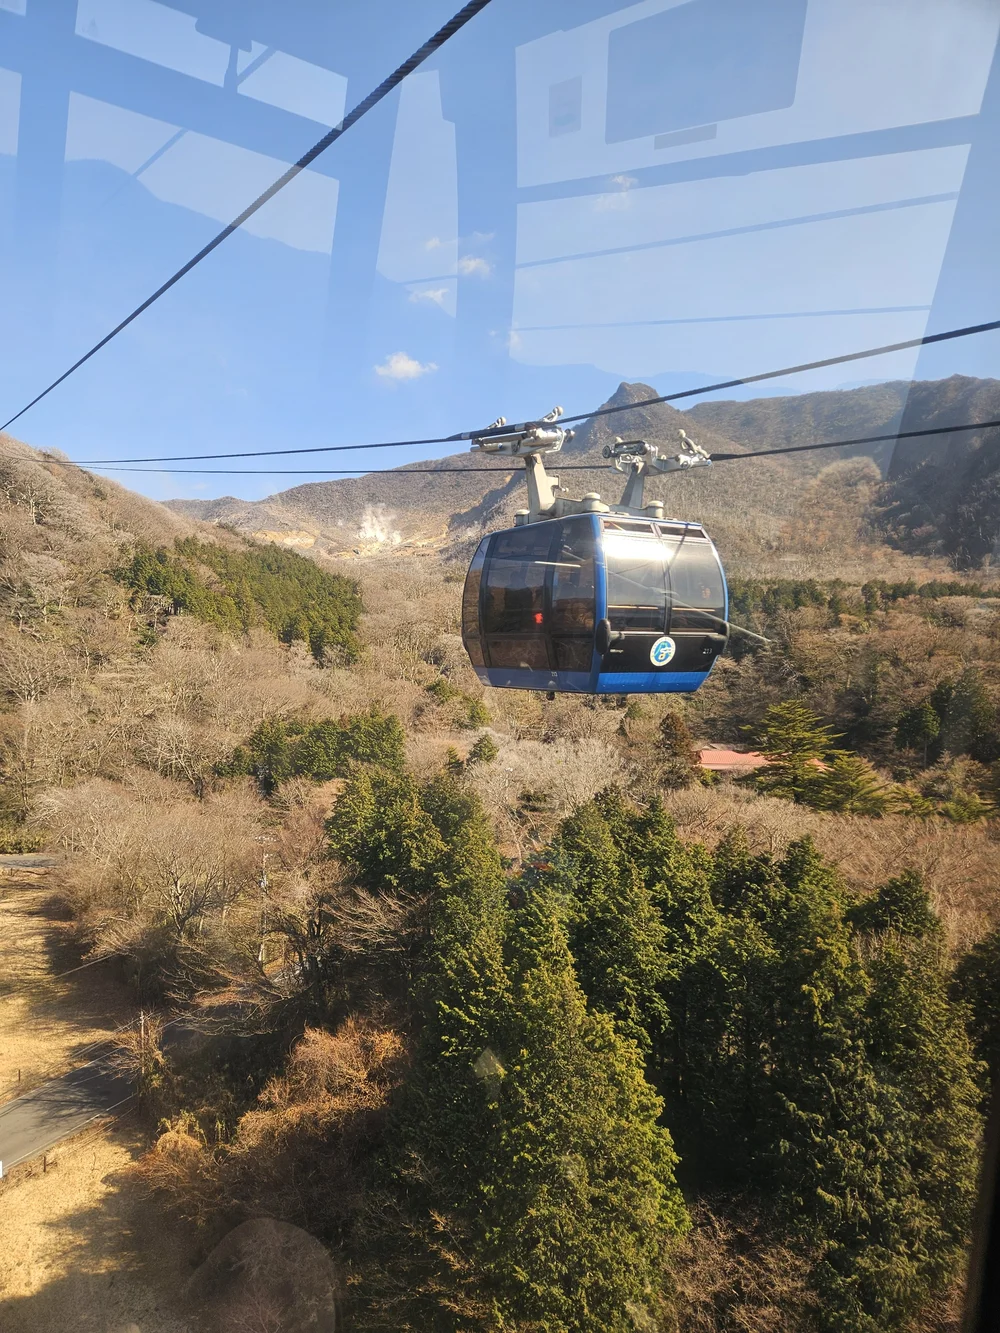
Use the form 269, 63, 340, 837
674, 836, 981, 1331
326, 766, 444, 897
807, 751, 890, 815
537, 795, 670, 1058
476, 885, 688, 1332
671, 829, 788, 1168
939, 666, 999, 762
831, 921, 983, 1329
848, 869, 941, 938
613, 795, 717, 974
466, 733, 499, 766
384, 789, 688, 1333
952, 922, 1000, 1093
754, 700, 839, 800
402, 778, 512, 1214
894, 699, 941, 764
656, 709, 701, 788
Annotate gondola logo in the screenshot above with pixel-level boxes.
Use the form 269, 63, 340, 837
650, 636, 676, 666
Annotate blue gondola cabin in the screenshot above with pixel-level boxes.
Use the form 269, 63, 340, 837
462, 513, 728, 694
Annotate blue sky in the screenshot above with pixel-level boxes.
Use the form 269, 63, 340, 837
0, 0, 998, 502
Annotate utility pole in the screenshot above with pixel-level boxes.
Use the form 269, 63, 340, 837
258, 854, 269, 969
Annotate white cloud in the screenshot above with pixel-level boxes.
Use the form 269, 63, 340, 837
374, 351, 438, 381
427, 231, 493, 253
458, 255, 492, 278
593, 173, 639, 213
409, 286, 450, 308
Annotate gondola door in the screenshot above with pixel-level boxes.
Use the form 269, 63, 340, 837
480, 525, 553, 673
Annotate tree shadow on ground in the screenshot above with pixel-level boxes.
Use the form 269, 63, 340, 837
0, 879, 138, 1100
0, 1119, 210, 1333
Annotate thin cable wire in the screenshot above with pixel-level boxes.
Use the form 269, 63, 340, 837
39, 463, 593, 475
709, 416, 1000, 461
555, 317, 1000, 427
65, 434, 458, 465
34, 416, 1000, 478
58, 315, 1000, 467
0, 0, 494, 435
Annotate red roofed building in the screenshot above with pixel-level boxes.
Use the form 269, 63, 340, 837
697, 746, 770, 776
697, 747, 829, 776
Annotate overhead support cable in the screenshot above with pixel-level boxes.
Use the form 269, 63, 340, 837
29, 415, 1000, 478
0, 0, 494, 434
56, 315, 1000, 468
67, 435, 464, 466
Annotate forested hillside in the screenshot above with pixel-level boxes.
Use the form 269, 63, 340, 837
878, 376, 1000, 567
1, 422, 999, 1332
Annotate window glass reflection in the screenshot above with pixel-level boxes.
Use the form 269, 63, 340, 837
605, 532, 668, 631
668, 539, 726, 631
550, 519, 595, 636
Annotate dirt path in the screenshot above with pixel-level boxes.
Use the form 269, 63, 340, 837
0, 869, 202, 1330
0, 872, 135, 1104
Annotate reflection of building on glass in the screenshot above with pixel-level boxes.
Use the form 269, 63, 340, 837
605, 0, 807, 145
2, 0, 406, 391
549, 76, 582, 137
513, 0, 1000, 390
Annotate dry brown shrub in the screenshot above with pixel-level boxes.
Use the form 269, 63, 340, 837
270, 778, 338, 874
464, 733, 634, 854
38, 778, 270, 980
326, 882, 430, 962
137, 1018, 406, 1236
347, 555, 462, 683
672, 1200, 818, 1333
780, 458, 882, 559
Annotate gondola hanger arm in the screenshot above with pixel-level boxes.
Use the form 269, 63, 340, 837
468, 410, 713, 523
602, 430, 711, 508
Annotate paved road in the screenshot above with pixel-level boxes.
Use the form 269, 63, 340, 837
0, 854, 59, 870
0, 1055, 132, 1175
0, 1014, 212, 1174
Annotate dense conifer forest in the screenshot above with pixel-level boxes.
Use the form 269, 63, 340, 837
119, 537, 362, 659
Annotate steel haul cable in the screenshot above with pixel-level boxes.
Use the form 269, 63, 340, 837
555, 317, 1000, 427
29, 415, 1000, 476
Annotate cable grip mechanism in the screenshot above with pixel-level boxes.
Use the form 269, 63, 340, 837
602, 428, 711, 474
470, 406, 574, 457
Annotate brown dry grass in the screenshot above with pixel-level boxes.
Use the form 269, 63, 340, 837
0, 873, 135, 1103
136, 1018, 406, 1240
0, 1119, 197, 1332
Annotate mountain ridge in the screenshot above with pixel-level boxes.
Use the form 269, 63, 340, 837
164, 374, 1000, 570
